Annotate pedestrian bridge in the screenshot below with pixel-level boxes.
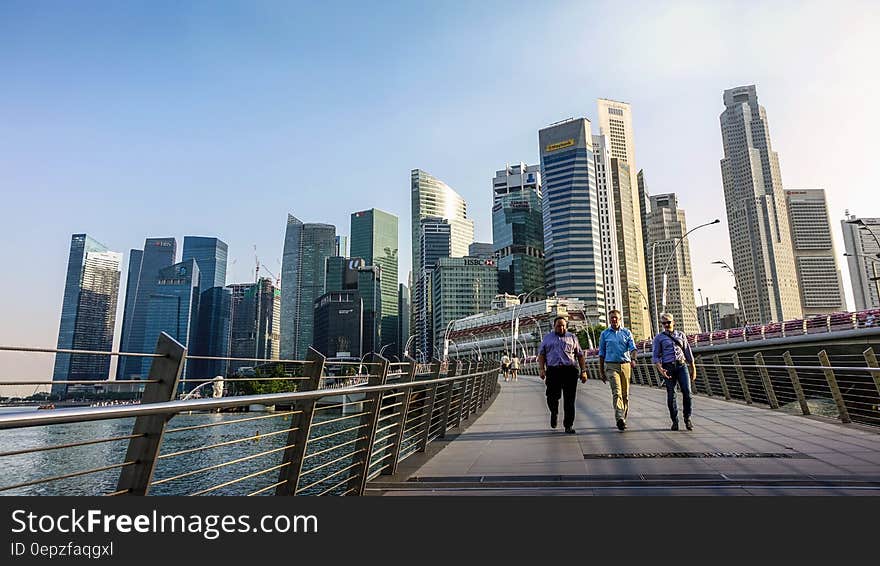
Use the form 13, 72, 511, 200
1, 332, 879, 496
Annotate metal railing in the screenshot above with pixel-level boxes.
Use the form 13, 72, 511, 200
0, 333, 499, 496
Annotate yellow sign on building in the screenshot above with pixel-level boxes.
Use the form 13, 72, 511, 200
544, 139, 575, 152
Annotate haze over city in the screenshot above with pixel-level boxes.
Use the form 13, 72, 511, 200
1, 0, 878, 394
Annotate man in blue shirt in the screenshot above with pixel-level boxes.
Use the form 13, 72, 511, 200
598, 309, 638, 431
538, 316, 588, 434
652, 313, 697, 431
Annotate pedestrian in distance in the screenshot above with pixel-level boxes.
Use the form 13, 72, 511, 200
652, 313, 697, 431
537, 316, 588, 434
598, 309, 639, 431
500, 353, 511, 381
510, 354, 519, 382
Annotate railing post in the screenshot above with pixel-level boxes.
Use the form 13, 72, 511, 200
754, 353, 779, 409
696, 356, 712, 397
417, 359, 442, 452
782, 351, 810, 415
384, 357, 417, 476
117, 333, 186, 496
466, 361, 481, 414
275, 347, 325, 496
732, 353, 752, 404
818, 350, 851, 424
352, 354, 390, 495
438, 359, 459, 439
713, 355, 731, 400
456, 361, 471, 426
863, 347, 880, 400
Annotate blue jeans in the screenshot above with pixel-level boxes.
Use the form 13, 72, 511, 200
663, 363, 692, 422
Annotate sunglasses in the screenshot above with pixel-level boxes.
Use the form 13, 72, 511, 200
661, 320, 673, 325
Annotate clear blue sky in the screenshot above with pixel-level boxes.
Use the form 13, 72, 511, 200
1, 1, 878, 391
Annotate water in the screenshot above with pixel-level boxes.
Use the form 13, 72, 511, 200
0, 409, 358, 496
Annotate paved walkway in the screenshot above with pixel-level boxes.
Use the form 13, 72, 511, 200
372, 374, 880, 495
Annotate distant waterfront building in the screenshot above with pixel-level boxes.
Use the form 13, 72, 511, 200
637, 169, 653, 317
696, 302, 738, 333
52, 234, 122, 393
491, 162, 545, 298
183, 236, 231, 381
784, 189, 846, 315
313, 291, 363, 359
592, 135, 623, 315
647, 193, 699, 335
335, 235, 348, 258
414, 217, 453, 360
398, 283, 410, 359
597, 99, 650, 328
142, 259, 200, 381
117, 237, 177, 379
228, 279, 281, 375
842, 213, 880, 310
720, 85, 802, 323
117, 248, 143, 372
351, 208, 399, 355
538, 118, 605, 323
431, 257, 498, 358
280, 215, 336, 359
468, 242, 495, 260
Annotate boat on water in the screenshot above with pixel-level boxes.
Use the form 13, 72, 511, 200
37, 403, 55, 410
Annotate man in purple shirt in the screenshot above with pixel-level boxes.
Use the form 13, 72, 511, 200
652, 312, 697, 431
538, 316, 588, 434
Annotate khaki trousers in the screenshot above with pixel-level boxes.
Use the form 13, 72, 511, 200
604, 362, 631, 421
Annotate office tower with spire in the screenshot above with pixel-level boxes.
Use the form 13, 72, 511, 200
596, 99, 650, 336
280, 215, 336, 359
538, 118, 605, 323
647, 193, 700, 334
491, 162, 545, 298
784, 189, 846, 315
52, 234, 122, 394
719, 85, 802, 323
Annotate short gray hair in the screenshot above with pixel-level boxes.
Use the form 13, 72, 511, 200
660, 312, 674, 322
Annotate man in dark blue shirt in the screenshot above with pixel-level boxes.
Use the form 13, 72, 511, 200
652, 313, 696, 431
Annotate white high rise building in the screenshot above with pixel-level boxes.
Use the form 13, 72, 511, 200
842, 213, 880, 310
592, 135, 623, 316
719, 85, 802, 324
784, 189, 846, 315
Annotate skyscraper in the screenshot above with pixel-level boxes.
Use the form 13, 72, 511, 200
637, 169, 652, 313
538, 118, 605, 323
720, 85, 802, 323
596, 99, 650, 335
228, 278, 281, 375
647, 193, 700, 335
842, 213, 880, 310
491, 162, 545, 298
411, 170, 474, 360
592, 136, 623, 315
468, 242, 495, 260
280, 215, 336, 359
313, 291, 363, 359
53, 234, 122, 393
117, 237, 177, 379
398, 283, 410, 359
784, 189, 846, 315
117, 248, 143, 373
431, 257, 498, 357
183, 236, 231, 380
351, 208, 399, 355
335, 235, 348, 258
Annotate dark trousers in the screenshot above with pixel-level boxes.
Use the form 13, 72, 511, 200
545, 365, 579, 428
663, 362, 692, 422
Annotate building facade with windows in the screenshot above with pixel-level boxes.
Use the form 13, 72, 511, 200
431, 257, 498, 360
842, 213, 880, 310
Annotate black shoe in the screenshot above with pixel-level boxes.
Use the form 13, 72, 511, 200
550, 414, 558, 429
671, 421, 679, 431
564, 427, 576, 434
616, 418, 626, 431
685, 419, 693, 431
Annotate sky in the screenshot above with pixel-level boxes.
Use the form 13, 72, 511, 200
1, 0, 878, 395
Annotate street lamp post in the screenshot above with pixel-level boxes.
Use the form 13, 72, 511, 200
628, 284, 652, 338
658, 219, 721, 324
378, 343, 393, 358
712, 259, 748, 325
511, 285, 545, 356
403, 334, 416, 358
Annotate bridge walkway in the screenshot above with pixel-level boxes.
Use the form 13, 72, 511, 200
370, 374, 880, 495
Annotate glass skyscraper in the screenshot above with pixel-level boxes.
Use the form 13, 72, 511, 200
228, 278, 281, 375
491, 162, 544, 298
538, 119, 606, 323
117, 237, 177, 379
53, 234, 122, 394
280, 215, 336, 359
183, 237, 231, 381
351, 209, 399, 356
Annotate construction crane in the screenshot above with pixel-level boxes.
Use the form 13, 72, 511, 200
253, 244, 280, 287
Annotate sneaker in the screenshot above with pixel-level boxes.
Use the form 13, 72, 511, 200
685, 419, 693, 431
564, 427, 576, 434
616, 418, 626, 431
671, 421, 679, 431
550, 414, 558, 429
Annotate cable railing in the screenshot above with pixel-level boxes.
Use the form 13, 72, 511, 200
0, 333, 499, 496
